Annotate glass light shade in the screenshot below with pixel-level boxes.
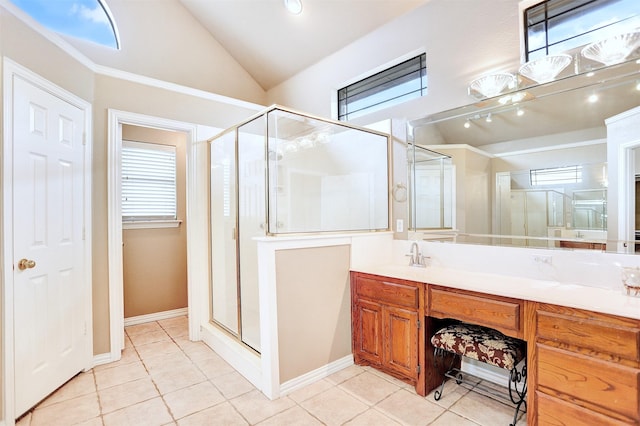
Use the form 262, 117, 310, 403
468, 73, 516, 99
519, 54, 572, 84
284, 0, 303, 14
581, 31, 640, 66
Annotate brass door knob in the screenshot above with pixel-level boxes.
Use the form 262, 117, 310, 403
18, 258, 36, 270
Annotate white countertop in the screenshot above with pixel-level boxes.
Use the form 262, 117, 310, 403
352, 263, 640, 320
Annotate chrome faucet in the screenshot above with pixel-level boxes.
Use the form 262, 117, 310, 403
407, 241, 427, 268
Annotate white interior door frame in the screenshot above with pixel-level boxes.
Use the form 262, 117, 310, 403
2, 57, 93, 426
107, 110, 203, 361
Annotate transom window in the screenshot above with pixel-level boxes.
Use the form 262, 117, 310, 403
10, 0, 120, 49
338, 53, 427, 121
122, 141, 177, 221
524, 0, 639, 61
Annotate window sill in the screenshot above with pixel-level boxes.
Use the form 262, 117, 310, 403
123, 220, 182, 230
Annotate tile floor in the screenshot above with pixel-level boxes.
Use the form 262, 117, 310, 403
16, 316, 527, 425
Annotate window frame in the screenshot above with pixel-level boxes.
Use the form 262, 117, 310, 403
335, 51, 427, 121
121, 139, 180, 229
519, 0, 639, 62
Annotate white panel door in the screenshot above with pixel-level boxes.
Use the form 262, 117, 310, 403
12, 75, 89, 416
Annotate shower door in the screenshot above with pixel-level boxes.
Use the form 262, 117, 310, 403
210, 118, 265, 353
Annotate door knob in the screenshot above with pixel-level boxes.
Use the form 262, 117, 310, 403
18, 258, 36, 270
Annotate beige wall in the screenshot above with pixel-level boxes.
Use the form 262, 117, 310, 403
121, 125, 188, 318
0, 3, 263, 364
432, 146, 492, 234
275, 245, 352, 383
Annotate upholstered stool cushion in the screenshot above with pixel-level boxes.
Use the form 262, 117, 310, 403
431, 323, 526, 370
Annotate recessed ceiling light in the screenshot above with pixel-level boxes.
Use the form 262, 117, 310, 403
284, 0, 303, 15
588, 93, 599, 103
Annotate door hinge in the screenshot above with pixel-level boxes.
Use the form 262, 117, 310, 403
83, 321, 87, 335
82, 227, 86, 240
417, 319, 421, 329
417, 364, 421, 373
82, 132, 87, 146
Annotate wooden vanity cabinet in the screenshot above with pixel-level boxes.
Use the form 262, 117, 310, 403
350, 272, 425, 394
427, 285, 524, 339
527, 302, 640, 425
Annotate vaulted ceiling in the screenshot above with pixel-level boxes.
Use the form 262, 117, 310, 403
177, 0, 428, 90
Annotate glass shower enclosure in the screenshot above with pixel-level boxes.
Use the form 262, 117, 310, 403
209, 106, 390, 353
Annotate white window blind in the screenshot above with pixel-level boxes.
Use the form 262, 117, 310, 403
122, 140, 177, 221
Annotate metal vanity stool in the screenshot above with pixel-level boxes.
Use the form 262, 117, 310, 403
431, 323, 527, 426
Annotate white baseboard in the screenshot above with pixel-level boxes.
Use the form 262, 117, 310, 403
92, 352, 116, 368
461, 358, 510, 387
279, 355, 354, 396
200, 323, 262, 390
124, 307, 188, 327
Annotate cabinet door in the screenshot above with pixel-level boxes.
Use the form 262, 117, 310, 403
353, 300, 383, 365
383, 305, 418, 379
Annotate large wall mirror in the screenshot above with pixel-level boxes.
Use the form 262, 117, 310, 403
407, 56, 640, 253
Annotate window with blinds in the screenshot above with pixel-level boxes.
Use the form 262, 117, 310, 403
122, 140, 177, 221
337, 53, 427, 121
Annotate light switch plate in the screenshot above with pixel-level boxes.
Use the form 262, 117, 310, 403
396, 219, 403, 233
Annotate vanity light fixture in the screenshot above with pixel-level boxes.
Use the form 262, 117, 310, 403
468, 73, 516, 99
464, 119, 471, 129
485, 113, 492, 123
587, 93, 599, 103
284, 0, 303, 15
635, 80, 640, 91
581, 31, 640, 66
516, 107, 525, 117
519, 54, 572, 84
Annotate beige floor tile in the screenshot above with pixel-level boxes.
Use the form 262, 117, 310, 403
339, 371, 401, 405
151, 363, 207, 395
125, 322, 163, 337
429, 411, 480, 426
125, 334, 133, 349
210, 371, 255, 399
299, 387, 368, 426
193, 354, 236, 379
128, 329, 171, 346
375, 388, 445, 426
325, 364, 366, 386
368, 368, 413, 389
98, 377, 160, 414
142, 351, 193, 375
16, 411, 32, 426
427, 378, 472, 409
449, 391, 518, 426
162, 324, 190, 339
163, 381, 225, 420
287, 378, 334, 403
94, 360, 149, 390
38, 371, 96, 407
31, 393, 100, 426
177, 339, 219, 362
158, 315, 188, 329
75, 417, 105, 426
229, 389, 296, 424
177, 401, 249, 426
135, 340, 183, 361
103, 397, 172, 426
256, 405, 323, 425
343, 408, 401, 425
93, 346, 141, 372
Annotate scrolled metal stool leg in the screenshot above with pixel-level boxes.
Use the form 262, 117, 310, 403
508, 359, 527, 426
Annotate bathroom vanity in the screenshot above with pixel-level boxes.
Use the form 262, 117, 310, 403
351, 269, 640, 425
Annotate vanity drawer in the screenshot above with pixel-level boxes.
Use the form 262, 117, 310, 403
428, 287, 522, 337
354, 274, 419, 309
536, 308, 640, 361
537, 343, 640, 421
536, 391, 633, 426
